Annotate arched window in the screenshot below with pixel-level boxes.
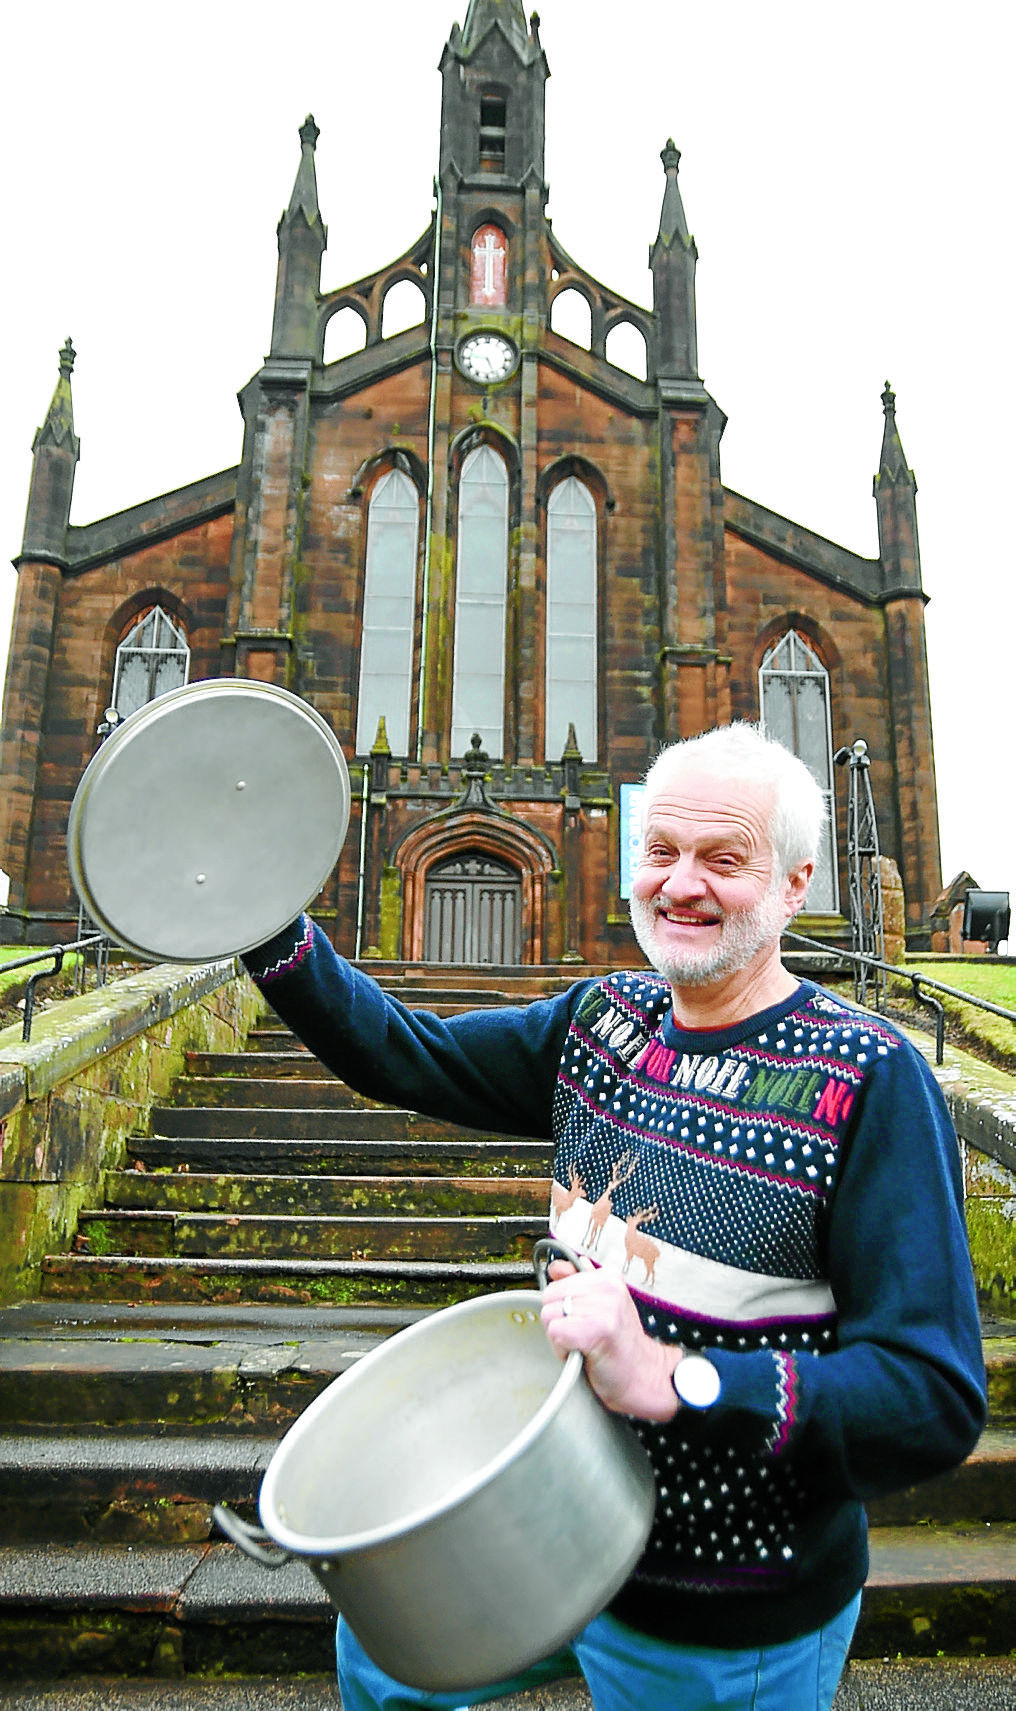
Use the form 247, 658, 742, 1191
112, 605, 190, 718
323, 306, 367, 364
451, 445, 509, 758
470, 223, 508, 307
380, 279, 427, 338
759, 629, 839, 912
605, 321, 647, 380
546, 477, 597, 762
549, 289, 591, 350
356, 468, 420, 755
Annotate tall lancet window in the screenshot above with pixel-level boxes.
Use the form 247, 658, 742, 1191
451, 445, 509, 757
112, 605, 190, 719
470, 223, 508, 307
759, 629, 839, 913
356, 467, 420, 755
546, 477, 597, 762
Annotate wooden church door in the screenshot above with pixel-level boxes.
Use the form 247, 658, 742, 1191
424, 854, 522, 964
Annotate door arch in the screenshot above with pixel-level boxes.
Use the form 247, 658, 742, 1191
424, 853, 521, 964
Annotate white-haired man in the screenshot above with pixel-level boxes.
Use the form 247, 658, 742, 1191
242, 722, 985, 1711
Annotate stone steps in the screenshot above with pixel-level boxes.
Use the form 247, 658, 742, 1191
2, 1526, 1015, 1682
3, 966, 1015, 1689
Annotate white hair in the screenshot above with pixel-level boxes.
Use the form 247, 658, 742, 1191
641, 722, 826, 880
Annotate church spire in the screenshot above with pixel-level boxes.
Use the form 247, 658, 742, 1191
270, 115, 327, 360
439, 2, 548, 188
874, 381, 921, 591
650, 141, 700, 384
460, 0, 530, 57
21, 338, 79, 562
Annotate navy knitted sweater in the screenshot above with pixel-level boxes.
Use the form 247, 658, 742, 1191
243, 916, 986, 1649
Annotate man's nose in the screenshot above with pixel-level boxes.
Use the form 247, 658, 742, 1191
657, 853, 708, 896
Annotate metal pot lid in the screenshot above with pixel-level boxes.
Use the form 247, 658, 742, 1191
66, 679, 351, 963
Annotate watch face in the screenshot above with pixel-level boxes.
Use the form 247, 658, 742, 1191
674, 1353, 721, 1410
458, 332, 516, 384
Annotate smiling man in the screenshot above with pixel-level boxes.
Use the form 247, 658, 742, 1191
242, 721, 985, 1711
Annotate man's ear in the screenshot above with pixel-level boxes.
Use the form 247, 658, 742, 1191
784, 861, 814, 917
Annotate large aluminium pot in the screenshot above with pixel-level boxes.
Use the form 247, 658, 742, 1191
214, 1244, 656, 1693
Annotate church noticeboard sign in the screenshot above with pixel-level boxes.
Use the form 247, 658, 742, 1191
619, 783, 645, 900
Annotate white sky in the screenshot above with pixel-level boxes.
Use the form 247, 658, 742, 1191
3, 0, 1013, 936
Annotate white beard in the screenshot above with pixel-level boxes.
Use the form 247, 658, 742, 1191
628, 884, 791, 989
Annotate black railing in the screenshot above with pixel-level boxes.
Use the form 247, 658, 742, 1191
0, 935, 108, 1042
784, 929, 1016, 1064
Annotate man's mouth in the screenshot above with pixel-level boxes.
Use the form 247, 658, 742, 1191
655, 905, 722, 929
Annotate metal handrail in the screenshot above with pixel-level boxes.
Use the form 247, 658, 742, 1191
1, 935, 108, 1042
784, 928, 1016, 1064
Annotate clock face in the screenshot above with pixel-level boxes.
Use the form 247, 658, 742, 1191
458, 332, 516, 384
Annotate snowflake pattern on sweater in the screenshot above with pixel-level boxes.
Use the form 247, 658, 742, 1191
549, 971, 899, 1595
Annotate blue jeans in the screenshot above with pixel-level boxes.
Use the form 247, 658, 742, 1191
336, 1592, 861, 1711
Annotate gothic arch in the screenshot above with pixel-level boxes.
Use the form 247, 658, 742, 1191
391, 809, 556, 963
320, 295, 372, 357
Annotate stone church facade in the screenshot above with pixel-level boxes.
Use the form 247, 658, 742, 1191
0, 0, 939, 963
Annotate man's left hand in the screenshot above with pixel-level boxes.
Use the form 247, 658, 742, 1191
540, 1260, 683, 1421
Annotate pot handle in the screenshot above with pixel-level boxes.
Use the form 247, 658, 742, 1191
212, 1502, 293, 1569
532, 1236, 589, 1291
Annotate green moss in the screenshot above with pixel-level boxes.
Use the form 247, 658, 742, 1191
379, 865, 403, 961
965, 1197, 1016, 1311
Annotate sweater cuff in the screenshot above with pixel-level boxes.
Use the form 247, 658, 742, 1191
241, 914, 314, 983
708, 1347, 801, 1459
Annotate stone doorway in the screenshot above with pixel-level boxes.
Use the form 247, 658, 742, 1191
424, 854, 522, 964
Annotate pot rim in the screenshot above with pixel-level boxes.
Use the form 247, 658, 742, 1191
259, 1287, 586, 1559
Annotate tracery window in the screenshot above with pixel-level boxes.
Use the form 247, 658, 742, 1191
546, 477, 597, 762
356, 467, 420, 755
112, 605, 190, 719
451, 445, 509, 758
759, 629, 839, 912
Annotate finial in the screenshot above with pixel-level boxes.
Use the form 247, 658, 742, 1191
661, 139, 681, 174
300, 114, 320, 149
370, 714, 391, 756
881, 379, 895, 414
59, 338, 76, 379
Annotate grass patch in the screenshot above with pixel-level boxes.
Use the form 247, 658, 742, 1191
885, 961, 1016, 1070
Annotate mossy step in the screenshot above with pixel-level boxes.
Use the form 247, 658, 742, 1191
148, 1105, 543, 1143
185, 1051, 333, 1080
75, 1210, 546, 1262
126, 1137, 553, 1177
38, 1255, 533, 1308
105, 1171, 552, 1217
0, 1332, 364, 1435
855, 1523, 1016, 1657
0, 1434, 276, 1545
168, 1079, 376, 1111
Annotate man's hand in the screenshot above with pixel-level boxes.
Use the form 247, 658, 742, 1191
540, 1259, 683, 1421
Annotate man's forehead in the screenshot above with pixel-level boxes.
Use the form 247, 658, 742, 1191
644, 766, 776, 830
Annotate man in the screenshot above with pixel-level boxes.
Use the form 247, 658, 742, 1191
242, 722, 985, 1711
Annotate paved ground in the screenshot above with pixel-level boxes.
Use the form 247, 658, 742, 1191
4, 1661, 1016, 1711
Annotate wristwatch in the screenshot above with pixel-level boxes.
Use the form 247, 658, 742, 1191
672, 1350, 721, 1410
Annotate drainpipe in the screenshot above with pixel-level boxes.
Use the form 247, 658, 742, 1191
353, 762, 369, 959
416, 177, 442, 763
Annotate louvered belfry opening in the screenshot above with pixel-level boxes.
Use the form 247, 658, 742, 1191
424, 853, 522, 964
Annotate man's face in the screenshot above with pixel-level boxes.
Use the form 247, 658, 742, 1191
628, 767, 807, 989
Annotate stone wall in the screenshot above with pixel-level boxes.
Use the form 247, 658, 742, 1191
0, 960, 264, 1302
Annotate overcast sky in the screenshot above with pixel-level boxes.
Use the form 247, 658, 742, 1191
3, 0, 1013, 939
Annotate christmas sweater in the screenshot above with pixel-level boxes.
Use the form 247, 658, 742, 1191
242, 916, 986, 1649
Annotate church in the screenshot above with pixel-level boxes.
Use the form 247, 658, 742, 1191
0, 0, 940, 965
